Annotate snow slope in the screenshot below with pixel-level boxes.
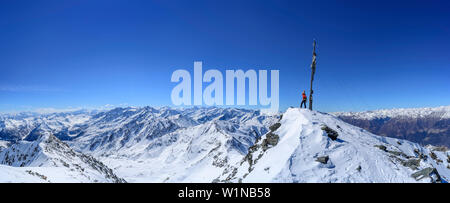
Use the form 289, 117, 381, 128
0, 107, 279, 183
0, 134, 125, 183
0, 140, 9, 150
70, 107, 279, 182
0, 165, 107, 183
1, 107, 449, 183
219, 108, 450, 183
0, 165, 49, 183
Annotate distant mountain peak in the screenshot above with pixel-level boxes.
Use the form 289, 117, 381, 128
334, 106, 450, 147
1, 106, 449, 182
333, 105, 450, 120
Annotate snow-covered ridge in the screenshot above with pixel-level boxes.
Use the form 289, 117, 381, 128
333, 105, 450, 120
1, 106, 280, 182
0, 110, 95, 141
218, 108, 450, 183
332, 105, 450, 147
1, 106, 449, 183
69, 106, 279, 182
0, 134, 125, 182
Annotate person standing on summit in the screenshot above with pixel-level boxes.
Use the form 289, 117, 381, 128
300, 90, 307, 108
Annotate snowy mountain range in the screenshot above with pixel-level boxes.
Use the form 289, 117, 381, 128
0, 133, 125, 183
333, 106, 450, 147
0, 106, 449, 183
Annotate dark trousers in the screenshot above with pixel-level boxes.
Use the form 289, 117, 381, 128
300, 99, 307, 108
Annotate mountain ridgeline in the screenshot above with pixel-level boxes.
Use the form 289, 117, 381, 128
217, 108, 449, 183
0, 107, 278, 182
334, 106, 450, 148
0, 106, 449, 182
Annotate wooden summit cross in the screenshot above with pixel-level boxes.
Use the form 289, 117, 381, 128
309, 40, 317, 110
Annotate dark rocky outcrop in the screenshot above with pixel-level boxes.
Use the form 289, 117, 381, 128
261, 132, 279, 151
375, 144, 421, 170
315, 156, 329, 164
25, 170, 48, 181
235, 122, 283, 180
321, 125, 339, 141
269, 123, 281, 132
401, 159, 421, 170
374, 145, 388, 152
411, 167, 442, 182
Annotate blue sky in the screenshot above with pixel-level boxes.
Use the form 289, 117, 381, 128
1, 0, 449, 113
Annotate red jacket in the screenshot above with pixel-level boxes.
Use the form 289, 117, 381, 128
302, 92, 307, 100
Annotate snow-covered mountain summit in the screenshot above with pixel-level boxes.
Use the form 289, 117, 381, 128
69, 106, 279, 182
71, 107, 276, 154
1, 106, 449, 183
333, 106, 450, 120
218, 108, 450, 183
0, 133, 125, 183
0, 107, 280, 182
333, 106, 450, 147
0, 110, 94, 142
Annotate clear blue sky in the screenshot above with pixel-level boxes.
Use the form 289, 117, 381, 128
1, 0, 449, 113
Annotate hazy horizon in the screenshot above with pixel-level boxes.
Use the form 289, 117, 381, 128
1, 104, 449, 115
